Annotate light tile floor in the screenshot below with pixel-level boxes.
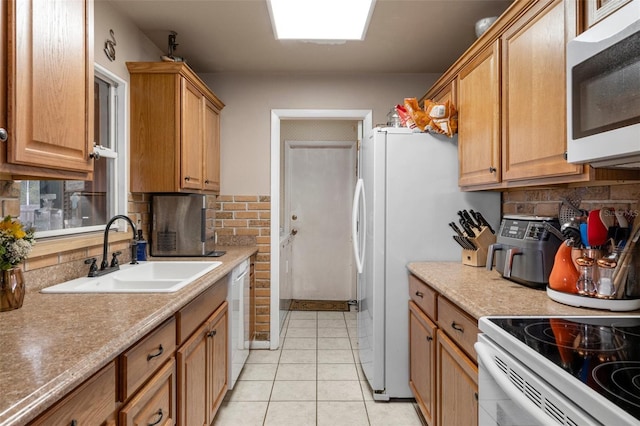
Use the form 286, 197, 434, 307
214, 310, 425, 426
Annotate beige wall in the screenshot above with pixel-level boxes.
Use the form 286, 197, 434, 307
94, 0, 163, 80
202, 72, 439, 195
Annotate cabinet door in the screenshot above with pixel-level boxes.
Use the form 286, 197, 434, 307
409, 302, 437, 426
7, 0, 93, 174
458, 41, 501, 187
181, 78, 204, 190
119, 359, 176, 426
437, 330, 478, 426
501, 0, 582, 182
177, 301, 228, 426
207, 303, 228, 424
177, 319, 208, 426
203, 98, 221, 192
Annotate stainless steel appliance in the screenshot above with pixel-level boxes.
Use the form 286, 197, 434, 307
566, 0, 640, 168
487, 215, 562, 288
351, 127, 501, 400
476, 316, 640, 425
151, 194, 216, 256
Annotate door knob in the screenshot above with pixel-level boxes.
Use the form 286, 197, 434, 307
292, 215, 298, 220
291, 229, 298, 235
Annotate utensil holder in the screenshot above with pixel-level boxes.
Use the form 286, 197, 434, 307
461, 226, 496, 267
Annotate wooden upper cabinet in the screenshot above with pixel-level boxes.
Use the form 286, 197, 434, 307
458, 40, 501, 188
430, 79, 457, 108
501, 0, 583, 182
181, 79, 205, 190
127, 62, 224, 194
2, 0, 93, 180
204, 99, 221, 192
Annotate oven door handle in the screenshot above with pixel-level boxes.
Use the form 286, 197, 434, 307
475, 341, 563, 425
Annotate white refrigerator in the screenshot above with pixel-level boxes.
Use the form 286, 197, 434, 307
351, 127, 500, 400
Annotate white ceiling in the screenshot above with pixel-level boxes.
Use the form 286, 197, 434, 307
107, 0, 513, 74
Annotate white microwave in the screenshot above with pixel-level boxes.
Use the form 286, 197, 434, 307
566, 0, 640, 168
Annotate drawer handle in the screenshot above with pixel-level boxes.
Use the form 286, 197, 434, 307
148, 409, 164, 426
207, 329, 217, 338
451, 322, 464, 333
147, 344, 164, 361
415, 291, 424, 298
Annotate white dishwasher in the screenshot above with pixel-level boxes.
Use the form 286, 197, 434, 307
227, 259, 250, 389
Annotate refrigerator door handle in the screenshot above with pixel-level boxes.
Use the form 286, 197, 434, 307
352, 178, 366, 274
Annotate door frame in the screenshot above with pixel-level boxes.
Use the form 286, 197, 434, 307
269, 109, 373, 349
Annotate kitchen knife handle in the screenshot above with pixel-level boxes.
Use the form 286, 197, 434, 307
462, 210, 481, 230
449, 222, 464, 237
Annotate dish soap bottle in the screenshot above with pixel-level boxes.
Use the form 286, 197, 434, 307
136, 230, 147, 261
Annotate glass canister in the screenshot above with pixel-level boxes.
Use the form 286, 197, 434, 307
386, 107, 402, 128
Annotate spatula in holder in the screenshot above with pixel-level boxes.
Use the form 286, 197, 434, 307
461, 226, 496, 267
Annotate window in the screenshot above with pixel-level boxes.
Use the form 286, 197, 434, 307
19, 64, 128, 237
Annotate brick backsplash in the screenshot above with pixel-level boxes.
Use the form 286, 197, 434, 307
503, 183, 640, 218
0, 180, 272, 341
217, 195, 271, 341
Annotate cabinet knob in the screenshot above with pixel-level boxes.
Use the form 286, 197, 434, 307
415, 291, 424, 298
488, 167, 497, 173
184, 176, 190, 181
0, 128, 7, 142
207, 329, 217, 338
426, 335, 433, 342
205, 179, 210, 184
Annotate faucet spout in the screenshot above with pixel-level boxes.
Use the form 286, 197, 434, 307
89, 215, 138, 277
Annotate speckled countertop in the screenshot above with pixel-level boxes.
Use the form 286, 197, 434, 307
0, 246, 257, 426
407, 262, 640, 319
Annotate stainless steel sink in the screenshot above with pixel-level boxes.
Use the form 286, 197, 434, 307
41, 261, 222, 293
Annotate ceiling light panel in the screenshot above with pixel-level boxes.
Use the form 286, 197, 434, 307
268, 0, 376, 41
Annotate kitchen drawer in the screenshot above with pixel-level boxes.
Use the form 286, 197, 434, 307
29, 362, 116, 426
120, 358, 176, 426
409, 274, 437, 321
120, 317, 176, 400
437, 297, 479, 363
176, 275, 227, 344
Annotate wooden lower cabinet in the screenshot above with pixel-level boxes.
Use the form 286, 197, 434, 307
409, 301, 437, 426
409, 274, 479, 426
178, 300, 228, 426
437, 330, 478, 426
119, 358, 177, 426
28, 362, 117, 426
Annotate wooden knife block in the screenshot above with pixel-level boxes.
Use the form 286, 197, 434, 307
461, 226, 496, 267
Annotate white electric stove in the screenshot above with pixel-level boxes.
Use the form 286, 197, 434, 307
476, 316, 640, 425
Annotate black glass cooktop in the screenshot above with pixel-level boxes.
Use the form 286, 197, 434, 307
489, 317, 640, 422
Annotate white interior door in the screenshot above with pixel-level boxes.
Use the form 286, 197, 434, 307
286, 141, 356, 301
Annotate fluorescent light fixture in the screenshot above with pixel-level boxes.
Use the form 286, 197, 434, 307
267, 0, 376, 41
